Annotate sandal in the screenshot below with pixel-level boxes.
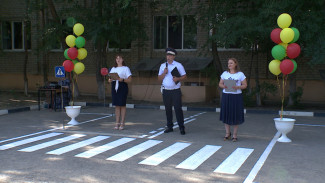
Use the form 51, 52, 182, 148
232, 134, 238, 142
224, 133, 231, 141
119, 123, 125, 130
114, 123, 120, 130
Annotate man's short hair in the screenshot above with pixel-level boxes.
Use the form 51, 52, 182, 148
166, 47, 177, 55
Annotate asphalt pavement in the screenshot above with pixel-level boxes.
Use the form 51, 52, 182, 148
0, 105, 324, 183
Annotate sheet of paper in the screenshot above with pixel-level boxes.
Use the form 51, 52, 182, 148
224, 80, 236, 92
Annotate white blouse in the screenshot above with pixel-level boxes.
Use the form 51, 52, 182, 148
110, 66, 132, 80
110, 66, 132, 91
220, 71, 246, 94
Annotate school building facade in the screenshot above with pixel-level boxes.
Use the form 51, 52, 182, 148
1, 0, 324, 105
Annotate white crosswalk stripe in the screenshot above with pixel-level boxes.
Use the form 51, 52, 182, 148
75, 137, 135, 158
214, 148, 254, 174
0, 133, 255, 174
19, 134, 86, 152
107, 140, 162, 162
176, 145, 222, 170
46, 136, 109, 155
139, 142, 191, 166
0, 133, 63, 150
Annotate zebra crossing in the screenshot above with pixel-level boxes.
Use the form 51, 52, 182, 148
0, 132, 254, 174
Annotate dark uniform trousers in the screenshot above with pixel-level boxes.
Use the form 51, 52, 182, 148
162, 88, 185, 130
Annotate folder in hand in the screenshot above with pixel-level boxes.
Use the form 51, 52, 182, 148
224, 79, 236, 92
171, 67, 181, 84
108, 73, 120, 80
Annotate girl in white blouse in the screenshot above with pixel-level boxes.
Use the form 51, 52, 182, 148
108, 54, 132, 130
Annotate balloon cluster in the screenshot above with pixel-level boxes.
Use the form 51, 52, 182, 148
62, 23, 87, 75
269, 13, 300, 76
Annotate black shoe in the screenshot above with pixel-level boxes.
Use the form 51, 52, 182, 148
164, 128, 173, 133
180, 129, 186, 135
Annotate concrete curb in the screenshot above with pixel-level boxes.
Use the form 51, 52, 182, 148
1, 102, 324, 117
0, 105, 40, 116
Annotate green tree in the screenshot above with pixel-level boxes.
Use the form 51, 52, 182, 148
64, 0, 147, 99
167, 0, 325, 106
27, 0, 147, 99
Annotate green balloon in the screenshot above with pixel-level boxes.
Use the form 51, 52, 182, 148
75, 36, 86, 48
67, 17, 76, 28
271, 45, 286, 60
64, 48, 71, 60
72, 59, 79, 65
290, 59, 297, 74
289, 27, 300, 43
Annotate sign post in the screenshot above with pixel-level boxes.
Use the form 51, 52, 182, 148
55, 66, 66, 129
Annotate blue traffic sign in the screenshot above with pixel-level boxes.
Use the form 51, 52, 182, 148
55, 66, 65, 78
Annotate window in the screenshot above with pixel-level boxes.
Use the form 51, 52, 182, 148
154, 15, 197, 49
1, 21, 31, 50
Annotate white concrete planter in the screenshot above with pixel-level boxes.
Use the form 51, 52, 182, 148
65, 106, 81, 125
274, 118, 296, 143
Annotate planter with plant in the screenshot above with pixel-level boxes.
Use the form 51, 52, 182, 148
269, 13, 301, 142
62, 20, 87, 125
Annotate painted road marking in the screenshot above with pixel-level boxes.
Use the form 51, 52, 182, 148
243, 132, 280, 183
176, 145, 221, 170
214, 148, 254, 174
75, 137, 135, 158
19, 134, 86, 152
47, 136, 109, 155
143, 112, 206, 139
147, 118, 196, 139
2, 133, 258, 175
139, 142, 191, 166
295, 123, 325, 127
0, 115, 112, 145
0, 133, 63, 150
107, 140, 162, 162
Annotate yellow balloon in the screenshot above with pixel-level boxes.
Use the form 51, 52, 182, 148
65, 35, 76, 47
278, 42, 288, 50
269, 60, 281, 76
77, 48, 87, 60
277, 13, 292, 29
73, 23, 84, 36
280, 28, 294, 43
74, 62, 85, 75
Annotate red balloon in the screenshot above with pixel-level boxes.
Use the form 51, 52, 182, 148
101, 68, 108, 76
67, 47, 78, 60
63, 60, 74, 72
280, 59, 294, 75
270, 28, 282, 44
287, 43, 301, 59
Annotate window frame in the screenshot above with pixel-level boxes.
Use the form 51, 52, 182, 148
1, 21, 31, 51
153, 15, 197, 50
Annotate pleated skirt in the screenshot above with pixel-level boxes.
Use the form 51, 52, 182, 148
220, 93, 245, 125
111, 81, 128, 106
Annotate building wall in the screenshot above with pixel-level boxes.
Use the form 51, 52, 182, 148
1, 0, 325, 104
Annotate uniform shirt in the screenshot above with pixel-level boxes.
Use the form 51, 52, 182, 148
110, 66, 132, 80
158, 60, 186, 90
220, 71, 246, 94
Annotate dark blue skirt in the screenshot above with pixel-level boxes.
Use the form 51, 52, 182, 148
220, 93, 245, 125
111, 81, 128, 106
